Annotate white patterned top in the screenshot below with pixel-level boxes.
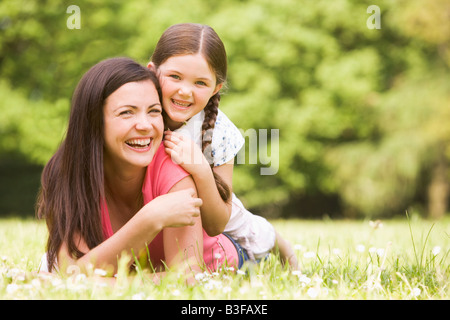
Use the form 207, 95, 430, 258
175, 109, 245, 166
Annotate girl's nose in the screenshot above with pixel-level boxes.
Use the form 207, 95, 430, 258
178, 83, 192, 97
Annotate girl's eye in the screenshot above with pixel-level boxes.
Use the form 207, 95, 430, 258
169, 74, 181, 80
196, 81, 207, 86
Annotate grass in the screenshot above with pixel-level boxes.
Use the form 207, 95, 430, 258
0, 214, 448, 300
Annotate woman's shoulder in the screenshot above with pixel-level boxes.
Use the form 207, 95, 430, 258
143, 142, 190, 201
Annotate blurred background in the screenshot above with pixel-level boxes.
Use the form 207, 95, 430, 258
0, 0, 449, 220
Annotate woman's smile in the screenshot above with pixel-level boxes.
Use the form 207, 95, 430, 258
125, 137, 153, 151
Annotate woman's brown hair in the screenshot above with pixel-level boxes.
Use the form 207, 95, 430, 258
151, 23, 231, 202
36, 57, 161, 271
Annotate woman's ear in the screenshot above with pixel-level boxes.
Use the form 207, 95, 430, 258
147, 61, 156, 72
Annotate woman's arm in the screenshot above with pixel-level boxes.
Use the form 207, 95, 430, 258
57, 188, 202, 275
164, 131, 233, 236
162, 176, 204, 279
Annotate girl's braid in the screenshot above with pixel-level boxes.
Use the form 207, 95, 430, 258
201, 92, 231, 202
201, 92, 220, 156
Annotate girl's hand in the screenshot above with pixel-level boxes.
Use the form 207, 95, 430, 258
164, 131, 210, 176
142, 188, 202, 228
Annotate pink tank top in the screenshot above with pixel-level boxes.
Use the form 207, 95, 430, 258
101, 143, 238, 272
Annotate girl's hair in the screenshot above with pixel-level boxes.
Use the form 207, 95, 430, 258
151, 23, 231, 202
36, 57, 161, 271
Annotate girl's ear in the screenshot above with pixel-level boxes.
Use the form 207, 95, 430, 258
213, 83, 223, 96
147, 61, 156, 72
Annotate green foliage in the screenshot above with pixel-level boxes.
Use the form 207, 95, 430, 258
1, 0, 449, 218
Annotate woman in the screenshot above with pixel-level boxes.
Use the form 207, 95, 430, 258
37, 57, 240, 278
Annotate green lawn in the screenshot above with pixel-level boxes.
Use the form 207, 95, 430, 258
0, 215, 448, 299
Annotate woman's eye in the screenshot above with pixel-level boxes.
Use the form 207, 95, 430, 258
119, 110, 132, 116
169, 74, 181, 80
196, 81, 207, 86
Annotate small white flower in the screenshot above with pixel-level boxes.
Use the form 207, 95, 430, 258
6, 283, 20, 294
332, 248, 341, 255
210, 279, 223, 289
412, 287, 421, 297
237, 270, 246, 275
31, 278, 41, 288
74, 273, 87, 283
376, 248, 385, 257
303, 251, 315, 259
356, 244, 365, 253
239, 286, 248, 294
195, 272, 206, 281
313, 275, 323, 284
307, 287, 319, 298
294, 244, 304, 251
432, 246, 441, 256
222, 274, 232, 281
214, 253, 222, 260
94, 268, 107, 277
51, 277, 63, 287
298, 274, 311, 284
172, 289, 181, 296
222, 286, 232, 294
132, 292, 145, 300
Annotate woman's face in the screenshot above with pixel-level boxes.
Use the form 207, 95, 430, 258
153, 54, 222, 130
103, 80, 163, 172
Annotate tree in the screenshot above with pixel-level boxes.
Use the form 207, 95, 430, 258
0, 0, 449, 218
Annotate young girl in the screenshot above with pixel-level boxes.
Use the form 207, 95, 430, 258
37, 57, 242, 277
148, 23, 298, 269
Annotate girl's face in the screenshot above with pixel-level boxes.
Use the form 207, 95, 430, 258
153, 54, 222, 130
103, 80, 164, 172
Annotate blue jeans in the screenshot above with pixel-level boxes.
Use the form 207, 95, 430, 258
222, 233, 249, 269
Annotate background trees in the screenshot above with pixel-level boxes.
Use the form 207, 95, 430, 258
1, 0, 449, 219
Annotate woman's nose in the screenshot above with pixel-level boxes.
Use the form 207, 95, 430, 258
135, 113, 152, 131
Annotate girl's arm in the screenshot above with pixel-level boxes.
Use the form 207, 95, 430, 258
164, 131, 232, 236
57, 188, 202, 276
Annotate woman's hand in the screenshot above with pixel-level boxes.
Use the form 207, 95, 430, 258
163, 131, 210, 176
142, 188, 202, 228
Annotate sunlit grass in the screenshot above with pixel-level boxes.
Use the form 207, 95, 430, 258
0, 215, 448, 299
